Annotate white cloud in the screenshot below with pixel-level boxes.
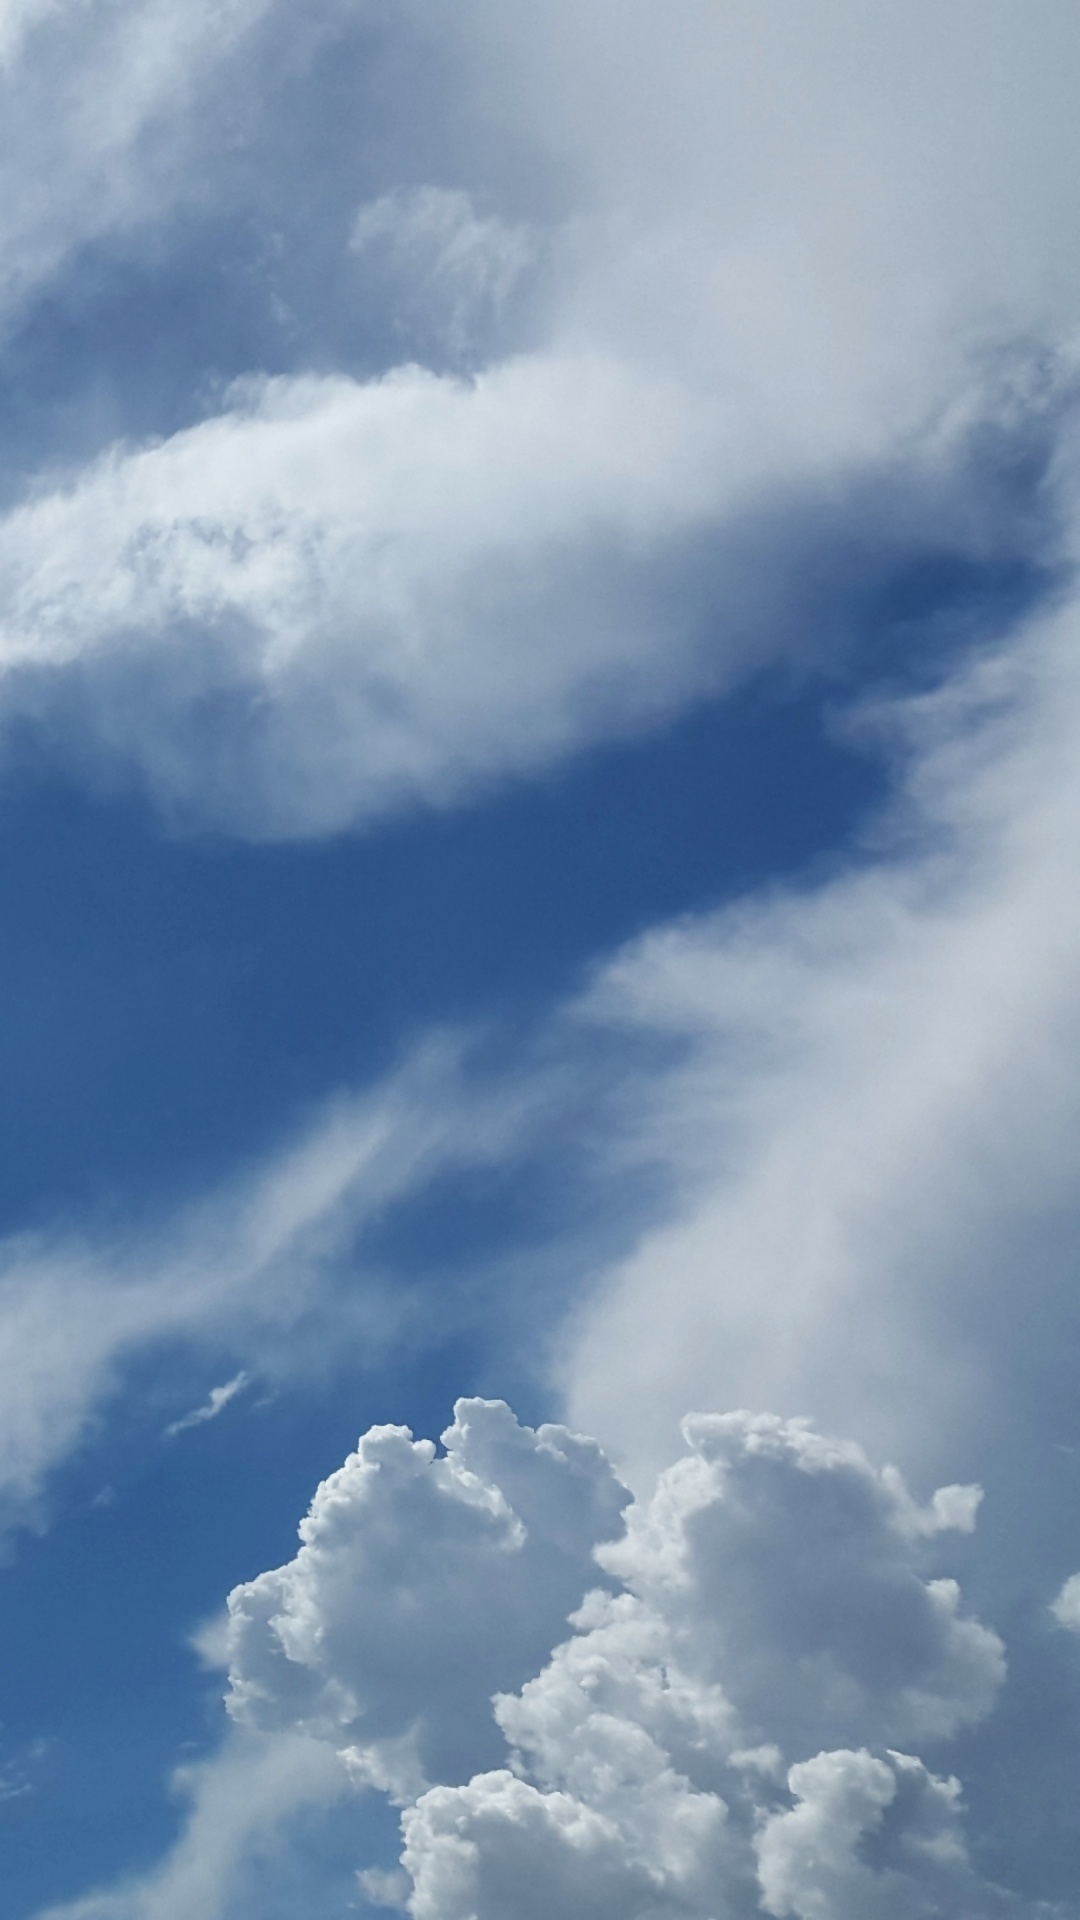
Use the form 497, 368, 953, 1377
1051, 1574, 1080, 1634
0, 5, 1075, 831
9, 10, 1080, 1906
755, 1747, 1023, 1920
477, 1, 1080, 420
163, 1370, 251, 1439
38, 1394, 1047, 1917
0, 350, 738, 835
0, 0, 278, 319
0, 1036, 541, 1533
594, 1411, 1002, 1754
207, 1399, 1017, 1920
34, 1732, 348, 1920
558, 591, 1080, 1496
223, 1398, 630, 1800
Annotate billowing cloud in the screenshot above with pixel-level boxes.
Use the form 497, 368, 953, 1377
194, 1400, 1023, 1919
593, 1412, 1000, 1754
223, 1398, 631, 1799
754, 1748, 1023, 1920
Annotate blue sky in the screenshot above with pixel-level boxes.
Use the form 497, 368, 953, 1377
2, 5, 1080, 1917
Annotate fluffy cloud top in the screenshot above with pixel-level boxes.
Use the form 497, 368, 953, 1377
211, 1400, 1023, 1920
0, 3, 1075, 833
594, 1412, 1000, 1754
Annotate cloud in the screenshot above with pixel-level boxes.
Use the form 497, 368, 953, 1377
593, 1412, 1002, 1754
34, 1732, 349, 1920
349, 186, 537, 367
0, 5, 1075, 833
201, 1399, 1022, 1919
556, 588, 1080, 1503
754, 1748, 1025, 1920
478, 1, 1080, 414
9, 10, 1080, 1908
1051, 1574, 1080, 1634
0, 1035, 544, 1535
0, 0, 278, 321
163, 1370, 251, 1439
0, 350, 741, 836
223, 1398, 631, 1800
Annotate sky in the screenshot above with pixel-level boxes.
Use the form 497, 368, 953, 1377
3, 2, 1080, 1915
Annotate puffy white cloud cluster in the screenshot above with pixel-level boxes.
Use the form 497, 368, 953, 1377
753, 1747, 1023, 1920
224, 1398, 631, 1799
219, 1400, 1028, 1920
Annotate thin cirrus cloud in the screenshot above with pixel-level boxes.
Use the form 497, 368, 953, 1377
0, 1036, 543, 1536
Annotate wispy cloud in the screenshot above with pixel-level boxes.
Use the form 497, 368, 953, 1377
0, 1035, 549, 1537
163, 1371, 252, 1440
558, 581, 1080, 1512
0, 6, 1073, 834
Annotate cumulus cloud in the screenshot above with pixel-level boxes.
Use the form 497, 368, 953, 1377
754, 1747, 1025, 1920
223, 1398, 630, 1798
594, 1412, 1002, 1754
199, 1400, 1021, 1920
